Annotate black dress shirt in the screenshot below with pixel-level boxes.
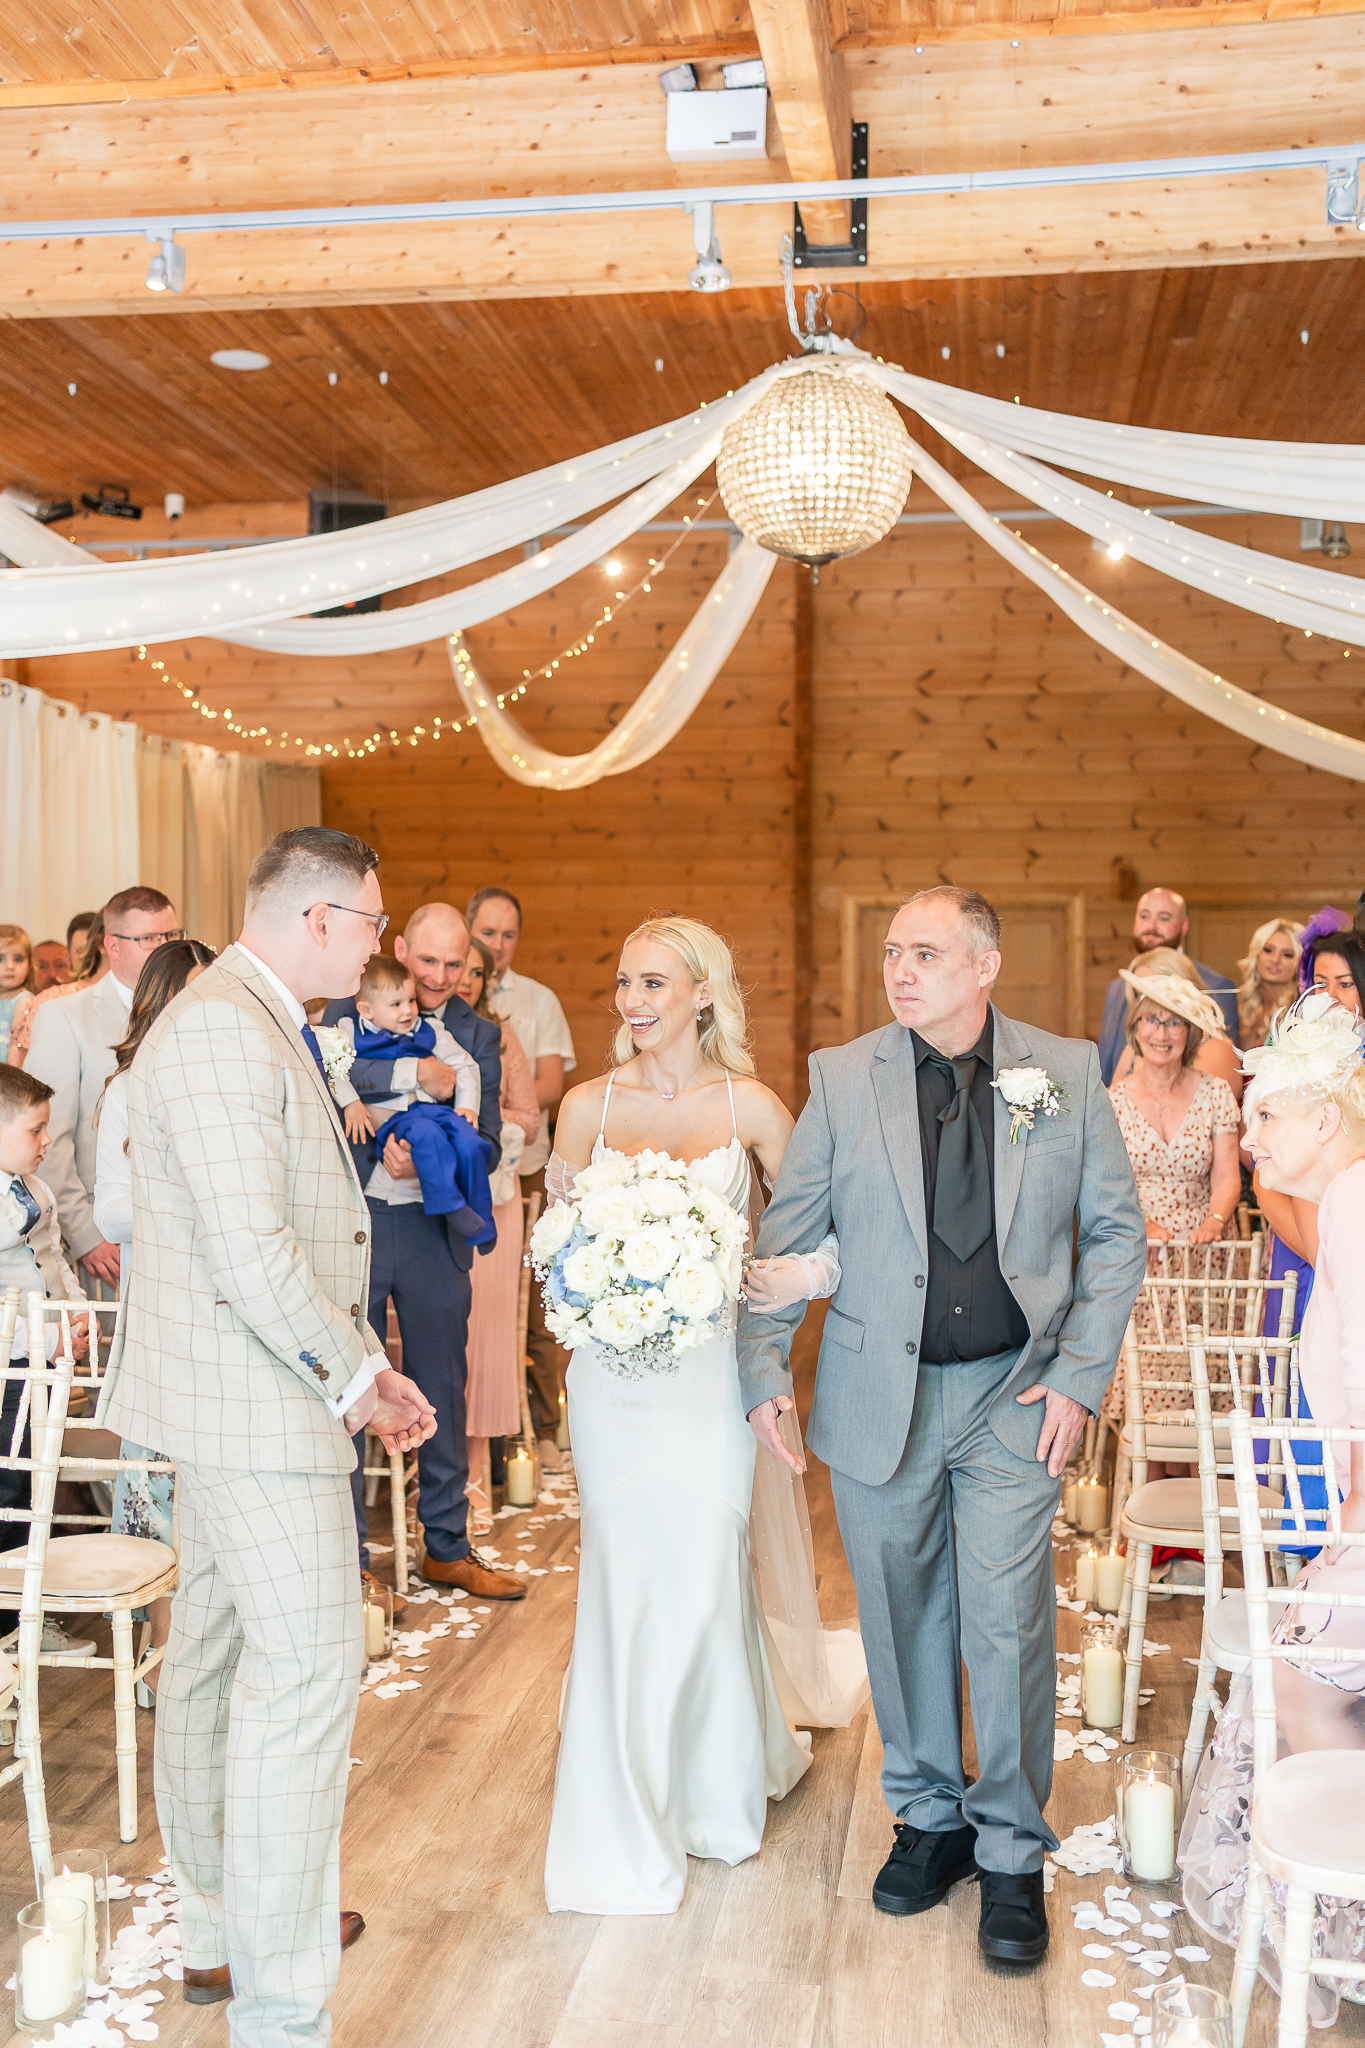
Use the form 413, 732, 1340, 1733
911, 1016, 1030, 1365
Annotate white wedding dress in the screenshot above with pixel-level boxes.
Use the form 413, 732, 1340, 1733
543, 1073, 867, 1917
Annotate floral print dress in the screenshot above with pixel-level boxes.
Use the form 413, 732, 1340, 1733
1102, 1074, 1241, 1420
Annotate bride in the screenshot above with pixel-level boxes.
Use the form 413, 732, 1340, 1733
541, 916, 867, 1916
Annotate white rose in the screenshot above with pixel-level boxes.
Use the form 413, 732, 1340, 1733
572, 1154, 634, 1195
577, 1185, 646, 1238
588, 1296, 644, 1350
635, 1148, 684, 1181
718, 1244, 744, 1299
641, 1177, 691, 1220
619, 1225, 682, 1284
664, 1257, 725, 1320
530, 1203, 577, 1260
561, 1243, 610, 1299
995, 1065, 1049, 1109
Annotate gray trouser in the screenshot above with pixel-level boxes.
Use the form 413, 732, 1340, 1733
830, 1349, 1060, 1874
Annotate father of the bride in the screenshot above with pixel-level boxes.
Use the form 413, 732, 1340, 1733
738, 887, 1144, 1965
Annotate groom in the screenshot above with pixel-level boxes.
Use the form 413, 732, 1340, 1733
738, 887, 1144, 1964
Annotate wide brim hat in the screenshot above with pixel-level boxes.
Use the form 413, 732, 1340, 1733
1119, 969, 1227, 1041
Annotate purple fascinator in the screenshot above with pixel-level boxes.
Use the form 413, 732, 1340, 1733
1297, 905, 1351, 992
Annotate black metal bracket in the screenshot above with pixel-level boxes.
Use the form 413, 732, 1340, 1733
792, 122, 868, 268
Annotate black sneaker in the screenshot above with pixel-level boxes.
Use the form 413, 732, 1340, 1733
977, 1869, 1049, 1964
871, 1821, 978, 1916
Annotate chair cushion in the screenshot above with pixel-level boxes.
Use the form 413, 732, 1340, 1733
1256, 1751, 1365, 1880
1205, 1589, 1292, 1671
0, 1535, 175, 1597
1123, 1477, 1281, 1538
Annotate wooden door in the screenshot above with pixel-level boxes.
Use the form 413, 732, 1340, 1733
842, 894, 1085, 1043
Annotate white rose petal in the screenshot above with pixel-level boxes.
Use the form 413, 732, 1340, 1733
561, 1243, 609, 1298
577, 1186, 645, 1238
572, 1154, 634, 1193
530, 1203, 577, 1259
663, 1258, 725, 1320
588, 1296, 645, 1350
642, 1178, 691, 1219
620, 1225, 683, 1284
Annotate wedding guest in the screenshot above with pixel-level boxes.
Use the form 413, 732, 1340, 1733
1180, 995, 1365, 2024
1309, 929, 1365, 1016
93, 938, 216, 1704
31, 940, 69, 993
27, 890, 182, 1289
1098, 888, 1239, 1084
0, 1061, 94, 1655
66, 911, 96, 967
1237, 919, 1303, 1049
11, 915, 110, 1070
0, 927, 36, 1067
1108, 948, 1245, 1103
457, 938, 540, 1536
468, 887, 576, 1467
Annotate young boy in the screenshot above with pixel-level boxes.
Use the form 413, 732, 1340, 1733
0, 1065, 93, 1652
330, 958, 480, 1164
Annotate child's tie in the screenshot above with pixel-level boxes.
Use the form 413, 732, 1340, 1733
8, 1179, 39, 1238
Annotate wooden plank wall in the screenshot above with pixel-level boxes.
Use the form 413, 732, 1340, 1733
25, 481, 1365, 1111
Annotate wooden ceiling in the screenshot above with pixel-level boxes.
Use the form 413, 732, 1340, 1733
3, 257, 1363, 515
0, 0, 1338, 103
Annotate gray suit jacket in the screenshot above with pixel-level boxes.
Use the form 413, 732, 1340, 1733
736, 1006, 1146, 1487
26, 974, 133, 1260
98, 946, 386, 1475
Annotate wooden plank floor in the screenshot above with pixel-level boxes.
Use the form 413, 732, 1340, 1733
0, 1320, 1361, 2048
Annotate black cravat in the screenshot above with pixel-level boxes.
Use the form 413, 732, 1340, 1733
927, 1052, 993, 1263
9, 1178, 39, 1238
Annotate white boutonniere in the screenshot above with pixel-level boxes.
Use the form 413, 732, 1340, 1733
311, 1024, 355, 1088
992, 1065, 1069, 1144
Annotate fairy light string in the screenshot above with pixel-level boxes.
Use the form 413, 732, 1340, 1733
132, 492, 717, 758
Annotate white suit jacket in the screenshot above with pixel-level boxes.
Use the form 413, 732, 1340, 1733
25, 975, 132, 1261
98, 946, 386, 1476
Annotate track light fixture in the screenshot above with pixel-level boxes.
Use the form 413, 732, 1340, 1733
686, 202, 731, 293
144, 232, 186, 293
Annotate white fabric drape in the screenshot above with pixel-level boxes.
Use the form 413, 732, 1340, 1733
0, 375, 784, 659
446, 537, 777, 790
896, 432, 1365, 783
0, 682, 320, 949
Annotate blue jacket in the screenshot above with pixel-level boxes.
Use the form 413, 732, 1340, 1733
322, 993, 502, 1170
1098, 961, 1240, 1086
372, 1103, 497, 1251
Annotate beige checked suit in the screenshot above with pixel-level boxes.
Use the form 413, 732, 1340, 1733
99, 945, 385, 2048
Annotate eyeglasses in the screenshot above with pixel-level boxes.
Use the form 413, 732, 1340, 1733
308, 903, 389, 939
107, 928, 187, 949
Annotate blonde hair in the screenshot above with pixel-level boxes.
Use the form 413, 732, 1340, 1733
1126, 945, 1202, 988
612, 917, 755, 1077
0, 926, 35, 996
1236, 918, 1304, 1037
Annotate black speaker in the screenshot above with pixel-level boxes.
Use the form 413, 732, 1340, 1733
308, 488, 386, 618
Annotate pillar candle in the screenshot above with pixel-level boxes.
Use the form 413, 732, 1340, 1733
1074, 1549, 1097, 1605
1077, 1480, 1109, 1533
1083, 1640, 1123, 1728
43, 1868, 96, 1980
556, 1390, 571, 1453
1125, 1776, 1176, 1881
505, 1448, 536, 1506
1096, 1551, 1127, 1613
21, 1923, 76, 2022
1063, 1480, 1079, 1522
363, 1600, 387, 1660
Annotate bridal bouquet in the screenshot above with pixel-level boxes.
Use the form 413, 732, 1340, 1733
528, 1150, 748, 1378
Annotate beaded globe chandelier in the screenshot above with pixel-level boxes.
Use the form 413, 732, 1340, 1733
716, 358, 914, 569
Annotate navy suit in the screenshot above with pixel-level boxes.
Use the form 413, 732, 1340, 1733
1098, 960, 1240, 1086
321, 994, 503, 1571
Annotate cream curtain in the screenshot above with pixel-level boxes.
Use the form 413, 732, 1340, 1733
0, 681, 320, 951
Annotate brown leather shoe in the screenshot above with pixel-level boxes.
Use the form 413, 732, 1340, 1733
422, 1549, 527, 1600
182, 1913, 366, 2003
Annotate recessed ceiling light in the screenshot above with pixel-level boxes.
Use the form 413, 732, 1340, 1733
210, 349, 271, 371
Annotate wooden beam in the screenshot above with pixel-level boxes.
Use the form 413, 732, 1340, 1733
828, 0, 1365, 44
748, 0, 851, 244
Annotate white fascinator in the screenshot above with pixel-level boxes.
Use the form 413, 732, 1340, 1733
1241, 989, 1365, 1120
